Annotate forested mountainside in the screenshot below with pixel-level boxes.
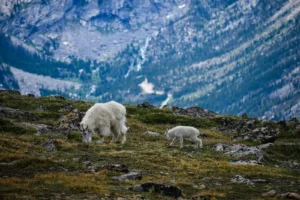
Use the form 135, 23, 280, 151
0, 0, 299, 120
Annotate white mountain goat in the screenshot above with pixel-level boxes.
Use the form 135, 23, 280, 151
80, 101, 129, 144
165, 126, 203, 149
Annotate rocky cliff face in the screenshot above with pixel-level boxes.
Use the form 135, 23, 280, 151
0, 0, 299, 120
0, 0, 189, 61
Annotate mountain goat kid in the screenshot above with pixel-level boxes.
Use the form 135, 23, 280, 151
80, 101, 129, 144
165, 126, 203, 149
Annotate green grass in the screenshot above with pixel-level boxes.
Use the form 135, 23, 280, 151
0, 91, 299, 199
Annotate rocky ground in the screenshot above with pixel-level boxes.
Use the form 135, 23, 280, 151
0, 90, 299, 199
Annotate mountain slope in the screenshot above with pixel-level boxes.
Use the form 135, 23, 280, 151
0, 0, 299, 120
0, 91, 300, 199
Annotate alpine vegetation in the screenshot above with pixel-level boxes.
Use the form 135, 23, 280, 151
80, 101, 129, 144
166, 126, 203, 149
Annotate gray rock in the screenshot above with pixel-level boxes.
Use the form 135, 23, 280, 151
41, 139, 55, 151
129, 182, 182, 198
219, 118, 259, 133
231, 127, 279, 143
262, 190, 276, 197
25, 123, 53, 135
218, 117, 279, 143
100, 164, 129, 173
112, 172, 142, 181
56, 109, 85, 134
172, 106, 217, 118
258, 143, 274, 150
143, 131, 160, 136
214, 143, 260, 157
214, 143, 230, 152
0, 106, 38, 121
229, 160, 259, 165
231, 175, 254, 186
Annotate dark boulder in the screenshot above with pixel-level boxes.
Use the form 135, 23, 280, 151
56, 109, 85, 135
129, 182, 182, 198
137, 102, 155, 109
27, 93, 35, 97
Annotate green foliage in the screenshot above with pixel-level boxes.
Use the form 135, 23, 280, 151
0, 118, 36, 135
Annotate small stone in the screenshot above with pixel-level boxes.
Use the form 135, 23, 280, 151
231, 175, 254, 186
112, 172, 142, 181
262, 190, 276, 197
143, 131, 160, 136
172, 106, 217, 118
41, 139, 55, 151
258, 143, 274, 150
196, 184, 206, 190
229, 160, 258, 165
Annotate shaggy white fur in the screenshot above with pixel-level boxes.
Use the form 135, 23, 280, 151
80, 101, 129, 144
166, 126, 203, 149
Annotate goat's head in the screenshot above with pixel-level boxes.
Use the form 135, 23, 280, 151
80, 123, 92, 143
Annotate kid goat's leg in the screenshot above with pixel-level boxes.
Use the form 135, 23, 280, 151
169, 137, 177, 146
179, 135, 184, 149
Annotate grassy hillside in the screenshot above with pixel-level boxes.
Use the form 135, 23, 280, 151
0, 90, 299, 199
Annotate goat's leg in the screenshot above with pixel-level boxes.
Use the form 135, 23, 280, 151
87, 132, 92, 143
191, 136, 201, 148
199, 138, 203, 148
111, 125, 120, 143
121, 133, 127, 144
110, 134, 117, 143
96, 137, 105, 144
169, 137, 177, 146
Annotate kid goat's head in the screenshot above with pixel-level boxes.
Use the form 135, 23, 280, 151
165, 128, 171, 141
